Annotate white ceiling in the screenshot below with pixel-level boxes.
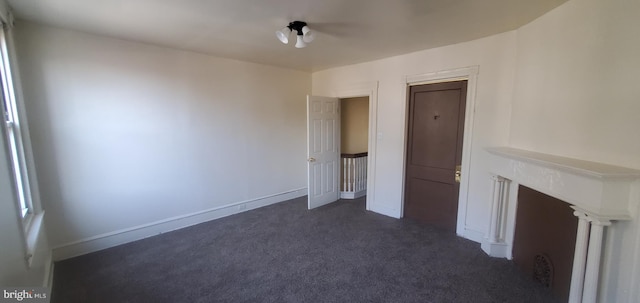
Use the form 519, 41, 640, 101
7, 0, 567, 72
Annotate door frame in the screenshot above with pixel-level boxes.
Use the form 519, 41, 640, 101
327, 81, 379, 212
400, 66, 479, 237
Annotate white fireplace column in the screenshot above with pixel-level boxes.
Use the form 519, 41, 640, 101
568, 211, 590, 303
568, 208, 613, 303
481, 175, 510, 258
569, 206, 611, 303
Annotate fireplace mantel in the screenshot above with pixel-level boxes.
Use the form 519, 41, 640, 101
487, 147, 639, 219
483, 147, 640, 303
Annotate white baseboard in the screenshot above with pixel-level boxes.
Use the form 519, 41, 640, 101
340, 189, 366, 199
481, 240, 509, 258
369, 202, 401, 219
52, 188, 307, 261
461, 227, 485, 244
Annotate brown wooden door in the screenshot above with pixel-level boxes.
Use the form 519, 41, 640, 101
404, 81, 467, 232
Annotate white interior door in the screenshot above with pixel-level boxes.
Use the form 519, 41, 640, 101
307, 95, 340, 209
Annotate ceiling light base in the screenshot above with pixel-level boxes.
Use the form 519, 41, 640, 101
276, 21, 314, 48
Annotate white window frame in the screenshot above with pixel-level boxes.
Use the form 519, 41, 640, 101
0, 23, 44, 267
0, 26, 32, 220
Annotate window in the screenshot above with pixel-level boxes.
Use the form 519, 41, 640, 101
0, 28, 33, 222
0, 14, 43, 268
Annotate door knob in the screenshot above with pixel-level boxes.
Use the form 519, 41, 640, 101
308, 157, 316, 162
455, 165, 462, 183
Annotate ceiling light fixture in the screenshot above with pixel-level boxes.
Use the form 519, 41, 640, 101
276, 21, 314, 48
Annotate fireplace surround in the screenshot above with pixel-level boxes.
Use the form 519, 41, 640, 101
483, 147, 640, 303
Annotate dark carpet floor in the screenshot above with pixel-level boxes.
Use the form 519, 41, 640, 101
51, 196, 561, 303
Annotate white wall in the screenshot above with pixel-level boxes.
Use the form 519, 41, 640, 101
510, 0, 640, 169
313, 31, 518, 239
510, 0, 640, 301
14, 22, 310, 258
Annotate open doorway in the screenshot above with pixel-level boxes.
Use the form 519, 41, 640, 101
340, 97, 369, 205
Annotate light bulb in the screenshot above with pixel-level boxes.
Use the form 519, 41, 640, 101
301, 26, 314, 43
295, 35, 307, 48
276, 27, 291, 44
